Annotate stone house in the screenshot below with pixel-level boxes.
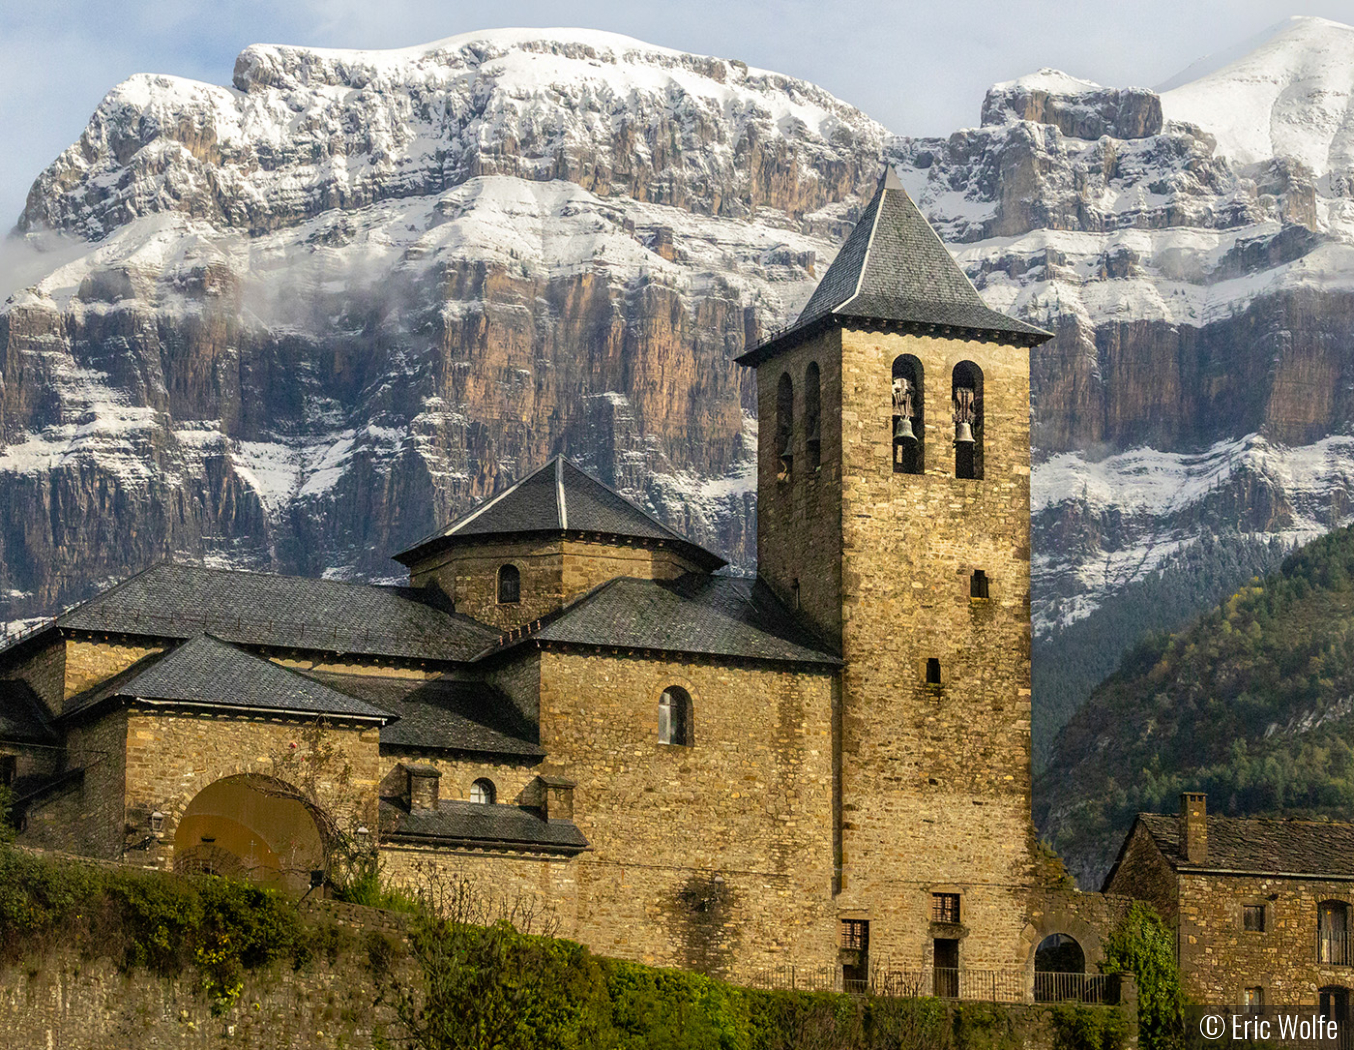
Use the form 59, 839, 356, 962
1106, 792, 1354, 1011
1, 167, 1113, 997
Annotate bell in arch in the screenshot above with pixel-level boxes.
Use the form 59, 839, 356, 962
954, 421, 974, 444
894, 415, 916, 442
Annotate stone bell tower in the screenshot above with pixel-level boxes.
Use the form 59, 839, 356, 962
736, 167, 1054, 978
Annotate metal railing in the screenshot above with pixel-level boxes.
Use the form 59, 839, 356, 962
1318, 931, 1352, 965
744, 965, 1118, 1005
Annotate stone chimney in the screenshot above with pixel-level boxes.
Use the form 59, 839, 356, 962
537, 774, 576, 821
1180, 792, 1207, 864
406, 765, 442, 813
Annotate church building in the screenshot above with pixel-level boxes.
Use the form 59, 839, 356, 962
0, 168, 1092, 994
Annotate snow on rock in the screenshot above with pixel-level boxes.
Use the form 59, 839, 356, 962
1162, 16, 1354, 177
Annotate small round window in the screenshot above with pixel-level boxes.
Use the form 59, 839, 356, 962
470, 778, 496, 805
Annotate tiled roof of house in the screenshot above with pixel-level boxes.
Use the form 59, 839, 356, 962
487, 573, 840, 666
301, 670, 543, 757
393, 456, 725, 570
1137, 812, 1354, 878
737, 167, 1052, 367
379, 798, 588, 854
55, 563, 497, 662
0, 679, 59, 744
65, 634, 394, 722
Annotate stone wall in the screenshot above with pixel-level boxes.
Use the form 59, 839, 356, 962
63, 636, 166, 704
377, 753, 541, 807
21, 710, 128, 858
118, 710, 382, 869
0, 633, 65, 711
1176, 872, 1354, 1006
409, 535, 706, 630
755, 324, 1038, 974
1102, 824, 1181, 923
533, 648, 839, 980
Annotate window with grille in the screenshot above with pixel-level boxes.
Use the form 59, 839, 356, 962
840, 919, 869, 952
1243, 905, 1265, 932
932, 893, 961, 924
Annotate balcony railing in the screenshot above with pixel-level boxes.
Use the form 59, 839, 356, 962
744, 965, 1118, 1005
1318, 931, 1352, 965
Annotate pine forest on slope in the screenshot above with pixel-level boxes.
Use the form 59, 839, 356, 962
1040, 523, 1354, 889
5, 19, 1354, 830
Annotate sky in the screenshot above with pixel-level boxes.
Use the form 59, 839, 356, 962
2, 1, 1352, 230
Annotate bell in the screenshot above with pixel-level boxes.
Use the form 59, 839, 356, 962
954, 421, 974, 444
894, 416, 916, 442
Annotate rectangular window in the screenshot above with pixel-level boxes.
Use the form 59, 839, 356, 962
1244, 987, 1264, 1012
0, 755, 14, 787
932, 893, 961, 924
840, 919, 869, 952
1243, 905, 1265, 932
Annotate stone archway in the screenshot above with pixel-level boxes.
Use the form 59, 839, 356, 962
173, 774, 330, 894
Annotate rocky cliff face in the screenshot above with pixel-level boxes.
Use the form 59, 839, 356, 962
1, 29, 888, 619
7, 15, 1354, 812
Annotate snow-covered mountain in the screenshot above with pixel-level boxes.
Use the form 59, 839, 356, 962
0, 29, 887, 617
7, 18, 1354, 778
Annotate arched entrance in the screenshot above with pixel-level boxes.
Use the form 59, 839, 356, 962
173, 775, 328, 894
1034, 933, 1087, 1002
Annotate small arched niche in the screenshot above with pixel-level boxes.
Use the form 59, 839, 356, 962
952, 361, 984, 480
658, 686, 694, 746
892, 355, 923, 475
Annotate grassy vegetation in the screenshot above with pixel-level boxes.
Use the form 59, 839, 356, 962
1039, 523, 1354, 884
0, 846, 1128, 1050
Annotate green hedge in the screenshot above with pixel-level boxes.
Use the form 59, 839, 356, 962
0, 847, 1128, 1049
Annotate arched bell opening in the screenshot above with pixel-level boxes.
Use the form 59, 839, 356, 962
1034, 933, 1086, 1002
952, 360, 983, 480
892, 355, 923, 474
173, 774, 330, 894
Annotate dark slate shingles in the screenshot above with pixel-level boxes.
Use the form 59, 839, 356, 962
495, 574, 839, 666
379, 798, 588, 853
56, 563, 497, 662
300, 670, 543, 757
739, 167, 1052, 366
394, 457, 725, 570
67, 634, 394, 721
1140, 812, 1354, 878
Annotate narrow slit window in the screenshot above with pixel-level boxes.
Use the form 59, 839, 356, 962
658, 687, 693, 746
804, 362, 822, 472
970, 570, 989, 600
926, 658, 942, 686
776, 372, 794, 482
497, 564, 521, 605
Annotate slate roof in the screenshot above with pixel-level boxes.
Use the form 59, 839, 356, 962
1135, 812, 1354, 878
737, 167, 1052, 367
379, 798, 589, 854
486, 574, 840, 667
0, 679, 59, 744
393, 456, 725, 571
55, 563, 497, 662
300, 670, 543, 757
65, 634, 394, 722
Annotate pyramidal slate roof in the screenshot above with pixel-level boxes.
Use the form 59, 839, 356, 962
54, 562, 497, 662
483, 574, 840, 667
394, 456, 725, 570
737, 167, 1052, 366
65, 634, 394, 723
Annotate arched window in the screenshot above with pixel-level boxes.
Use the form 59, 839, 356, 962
497, 564, 521, 605
1320, 901, 1351, 964
804, 362, 822, 472
658, 686, 693, 746
892, 355, 923, 474
470, 778, 496, 805
952, 361, 984, 480
775, 372, 794, 481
